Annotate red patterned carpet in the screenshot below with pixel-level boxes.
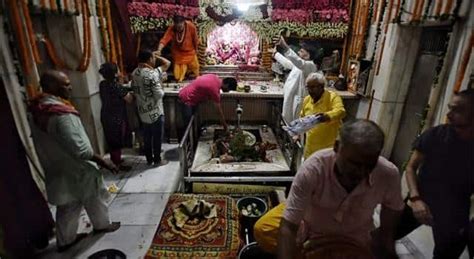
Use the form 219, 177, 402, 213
146, 194, 241, 258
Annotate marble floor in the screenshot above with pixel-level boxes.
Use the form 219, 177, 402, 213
36, 144, 471, 259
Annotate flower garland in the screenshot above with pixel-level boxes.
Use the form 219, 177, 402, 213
77, 0, 91, 71
97, 0, 109, 61
105, 0, 116, 63
21, 0, 42, 64
129, 16, 173, 34
8, 0, 31, 75
128, 2, 200, 20
272, 0, 349, 10
453, 33, 473, 93
432, 31, 451, 85
370, 0, 385, 66
271, 9, 312, 24
39, 36, 68, 69
31, 0, 79, 15
114, 24, 125, 74
396, 0, 462, 23
205, 5, 239, 25
74, 0, 82, 15
361, 0, 374, 57
244, 21, 348, 43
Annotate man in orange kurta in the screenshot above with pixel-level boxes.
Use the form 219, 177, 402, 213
157, 15, 199, 82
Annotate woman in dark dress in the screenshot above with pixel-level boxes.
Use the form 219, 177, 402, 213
99, 63, 133, 170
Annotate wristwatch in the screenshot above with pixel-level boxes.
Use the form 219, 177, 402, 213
408, 196, 422, 202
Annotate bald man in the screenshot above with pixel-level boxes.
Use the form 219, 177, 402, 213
30, 70, 120, 252
254, 120, 403, 258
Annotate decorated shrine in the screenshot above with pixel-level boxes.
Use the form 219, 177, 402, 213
1, 0, 473, 258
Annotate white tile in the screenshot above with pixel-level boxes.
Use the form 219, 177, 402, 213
120, 162, 181, 193
108, 193, 170, 225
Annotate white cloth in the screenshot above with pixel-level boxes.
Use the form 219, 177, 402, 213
56, 196, 110, 246
282, 114, 324, 137
131, 66, 165, 124
275, 52, 309, 123
283, 48, 317, 80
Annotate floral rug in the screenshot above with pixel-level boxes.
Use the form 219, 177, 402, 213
145, 194, 241, 258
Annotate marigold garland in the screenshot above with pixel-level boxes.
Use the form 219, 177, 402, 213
443, 0, 454, 15
77, 0, 91, 71
384, 0, 394, 33
434, 0, 443, 17
40, 36, 68, 69
114, 27, 124, 74
97, 0, 110, 61
8, 0, 31, 75
21, 0, 42, 64
105, 0, 117, 63
74, 0, 81, 14
453, 33, 473, 93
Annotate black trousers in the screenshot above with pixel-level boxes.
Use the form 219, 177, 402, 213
143, 115, 164, 164
395, 201, 473, 259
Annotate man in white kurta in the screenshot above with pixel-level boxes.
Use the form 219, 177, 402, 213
273, 36, 317, 123
30, 70, 120, 251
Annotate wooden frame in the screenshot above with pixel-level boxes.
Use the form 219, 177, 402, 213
347, 59, 360, 92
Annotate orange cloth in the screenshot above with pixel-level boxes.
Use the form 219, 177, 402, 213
160, 21, 199, 65
173, 55, 200, 82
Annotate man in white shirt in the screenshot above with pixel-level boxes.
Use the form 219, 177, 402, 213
273, 36, 318, 122
131, 50, 170, 166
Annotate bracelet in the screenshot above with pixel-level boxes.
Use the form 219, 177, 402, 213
408, 196, 422, 202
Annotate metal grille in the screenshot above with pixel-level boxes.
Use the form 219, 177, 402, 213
419, 27, 451, 54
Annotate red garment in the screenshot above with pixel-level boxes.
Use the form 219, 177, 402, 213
29, 94, 80, 131
178, 74, 222, 106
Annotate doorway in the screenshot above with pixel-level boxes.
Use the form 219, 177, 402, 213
390, 27, 451, 169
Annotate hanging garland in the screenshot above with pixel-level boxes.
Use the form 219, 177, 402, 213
453, 33, 473, 92
105, 0, 117, 63
114, 26, 124, 74
21, 0, 42, 64
129, 16, 173, 34
8, 0, 31, 75
77, 0, 91, 71
361, 0, 374, 58
97, 0, 109, 61
2, 3, 25, 87
39, 36, 68, 69
370, 0, 385, 65
396, 0, 461, 23
432, 31, 451, 86
128, 2, 200, 20
422, 0, 433, 21
74, 0, 82, 15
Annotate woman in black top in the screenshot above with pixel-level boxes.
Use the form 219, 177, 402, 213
99, 63, 133, 170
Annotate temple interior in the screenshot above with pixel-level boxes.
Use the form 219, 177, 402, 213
0, 0, 473, 258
